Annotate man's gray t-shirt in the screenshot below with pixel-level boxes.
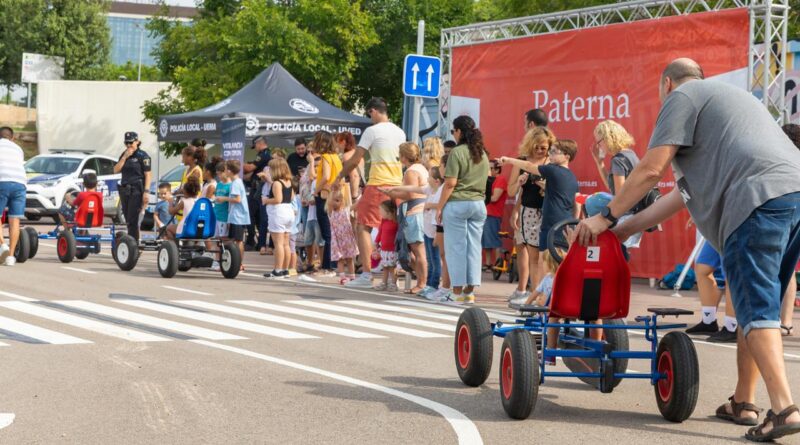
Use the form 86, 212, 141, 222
648, 80, 800, 251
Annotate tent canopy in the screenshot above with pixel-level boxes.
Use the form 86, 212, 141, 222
157, 63, 371, 145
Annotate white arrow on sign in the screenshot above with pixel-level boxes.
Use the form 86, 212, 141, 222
411, 63, 420, 89
426, 65, 434, 92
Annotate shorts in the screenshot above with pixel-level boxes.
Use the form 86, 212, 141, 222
380, 250, 398, 268
514, 207, 542, 247
304, 219, 324, 246
0, 181, 26, 218
216, 222, 229, 238
723, 192, 800, 337
289, 233, 297, 251
59, 201, 76, 223
403, 212, 425, 244
268, 204, 294, 233
481, 215, 502, 249
696, 241, 725, 282
357, 185, 392, 229
229, 224, 246, 242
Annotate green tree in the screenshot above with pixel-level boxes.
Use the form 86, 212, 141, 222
100, 61, 166, 82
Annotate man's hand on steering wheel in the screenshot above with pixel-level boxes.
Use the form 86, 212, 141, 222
574, 214, 611, 246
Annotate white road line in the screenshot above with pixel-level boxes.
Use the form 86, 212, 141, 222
162, 286, 214, 296
61, 267, 97, 275
629, 330, 800, 360
0, 314, 91, 345
116, 300, 317, 340
389, 300, 520, 323
178, 300, 384, 339
338, 300, 460, 322
0, 413, 14, 430
286, 300, 454, 331
0, 301, 168, 343
231, 301, 447, 338
58, 300, 246, 341
0, 290, 37, 302
192, 340, 483, 445
0, 341, 8, 347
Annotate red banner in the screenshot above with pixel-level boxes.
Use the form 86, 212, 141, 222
451, 8, 750, 278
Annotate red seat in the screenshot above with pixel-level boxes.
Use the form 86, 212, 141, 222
74, 193, 104, 228
549, 231, 630, 320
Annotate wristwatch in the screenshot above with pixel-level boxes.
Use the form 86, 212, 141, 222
601, 206, 618, 228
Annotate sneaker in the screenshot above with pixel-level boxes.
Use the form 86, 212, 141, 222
345, 274, 374, 288
314, 270, 336, 278
298, 274, 318, 283
370, 265, 383, 274
278, 270, 290, 278
417, 286, 434, 297
707, 326, 737, 343
373, 282, 389, 291
455, 294, 476, 305
434, 288, 453, 302
508, 292, 529, 308
0, 244, 9, 264
288, 268, 298, 277
685, 320, 719, 334
422, 288, 440, 301
386, 283, 399, 292
4, 256, 16, 267
209, 261, 220, 272
263, 270, 282, 278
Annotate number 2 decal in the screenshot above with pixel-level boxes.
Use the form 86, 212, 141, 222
586, 247, 600, 262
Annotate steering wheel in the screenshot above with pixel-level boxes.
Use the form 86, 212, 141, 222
547, 218, 579, 264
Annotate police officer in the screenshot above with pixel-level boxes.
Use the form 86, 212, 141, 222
243, 135, 271, 250
113, 131, 151, 241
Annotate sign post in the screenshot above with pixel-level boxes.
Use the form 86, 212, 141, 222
221, 117, 247, 176
411, 21, 424, 145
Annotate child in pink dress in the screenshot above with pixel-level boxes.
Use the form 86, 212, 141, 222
326, 188, 359, 284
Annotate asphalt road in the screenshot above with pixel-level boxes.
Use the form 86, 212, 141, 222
1, 229, 799, 444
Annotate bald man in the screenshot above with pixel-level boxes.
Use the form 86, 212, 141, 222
576, 58, 800, 441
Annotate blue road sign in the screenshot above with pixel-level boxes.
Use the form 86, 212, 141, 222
403, 54, 441, 99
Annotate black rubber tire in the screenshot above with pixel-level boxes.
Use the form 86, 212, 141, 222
157, 241, 179, 278
75, 250, 90, 260
178, 261, 192, 272
25, 227, 38, 259
25, 214, 41, 222
454, 307, 493, 386
492, 257, 503, 281
114, 234, 139, 271
111, 231, 127, 263
56, 230, 76, 263
220, 242, 241, 279
655, 331, 699, 422
14, 228, 30, 263
561, 318, 629, 390
499, 329, 539, 420
508, 256, 518, 283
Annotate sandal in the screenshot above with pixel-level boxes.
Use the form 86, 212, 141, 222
781, 325, 794, 337
405, 286, 424, 295
745, 405, 800, 442
715, 395, 762, 426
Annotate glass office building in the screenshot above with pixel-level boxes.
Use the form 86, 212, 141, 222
107, 15, 160, 66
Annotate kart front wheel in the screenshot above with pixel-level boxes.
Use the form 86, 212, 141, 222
25, 227, 39, 259
220, 242, 241, 279
114, 234, 139, 271
499, 328, 539, 420
56, 230, 76, 263
454, 307, 493, 387
655, 331, 699, 422
14, 227, 31, 263
157, 241, 179, 278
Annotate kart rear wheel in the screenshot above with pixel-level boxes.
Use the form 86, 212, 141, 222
14, 228, 30, 263
111, 231, 127, 263
114, 234, 139, 271
561, 318, 629, 390
158, 241, 179, 278
499, 329, 539, 420
492, 257, 504, 281
25, 227, 38, 259
75, 250, 90, 260
454, 307, 493, 387
56, 230, 76, 263
220, 242, 241, 279
655, 331, 699, 422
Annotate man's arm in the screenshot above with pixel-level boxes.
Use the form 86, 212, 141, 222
340, 146, 367, 180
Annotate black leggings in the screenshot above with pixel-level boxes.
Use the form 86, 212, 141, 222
315, 195, 332, 270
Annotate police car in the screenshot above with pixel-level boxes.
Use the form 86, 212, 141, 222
24, 150, 123, 223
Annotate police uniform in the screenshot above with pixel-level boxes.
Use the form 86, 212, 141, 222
118, 132, 151, 241
246, 138, 271, 247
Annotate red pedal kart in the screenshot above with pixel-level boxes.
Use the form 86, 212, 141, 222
454, 219, 699, 421
1, 210, 38, 263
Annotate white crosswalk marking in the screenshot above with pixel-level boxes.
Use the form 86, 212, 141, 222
231, 301, 448, 338
58, 300, 246, 341
337, 300, 459, 321
0, 314, 91, 345
0, 301, 168, 343
115, 299, 318, 340
389, 300, 520, 323
285, 300, 454, 331
178, 300, 384, 339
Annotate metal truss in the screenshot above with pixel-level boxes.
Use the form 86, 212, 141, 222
438, 0, 790, 133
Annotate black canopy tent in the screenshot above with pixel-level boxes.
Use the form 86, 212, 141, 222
156, 63, 371, 145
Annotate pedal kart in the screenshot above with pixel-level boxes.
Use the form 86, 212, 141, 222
113, 197, 241, 279
1, 210, 38, 263
454, 220, 699, 422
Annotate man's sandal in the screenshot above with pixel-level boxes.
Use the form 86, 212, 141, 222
781, 325, 794, 337
745, 405, 800, 442
715, 396, 762, 426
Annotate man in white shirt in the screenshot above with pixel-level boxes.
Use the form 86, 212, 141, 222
0, 127, 28, 266
339, 97, 407, 288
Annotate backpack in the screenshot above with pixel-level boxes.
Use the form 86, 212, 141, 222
395, 204, 413, 273
658, 263, 696, 290
617, 153, 662, 215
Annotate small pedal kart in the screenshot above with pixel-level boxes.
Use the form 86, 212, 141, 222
113, 197, 241, 279
454, 220, 699, 422
1, 210, 38, 263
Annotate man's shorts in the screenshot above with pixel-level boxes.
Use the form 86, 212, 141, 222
357, 185, 391, 229
229, 224, 246, 242
380, 250, 398, 268
304, 219, 324, 246
723, 192, 800, 337
482, 215, 503, 249
0, 181, 26, 218
403, 212, 425, 244
215, 222, 229, 238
